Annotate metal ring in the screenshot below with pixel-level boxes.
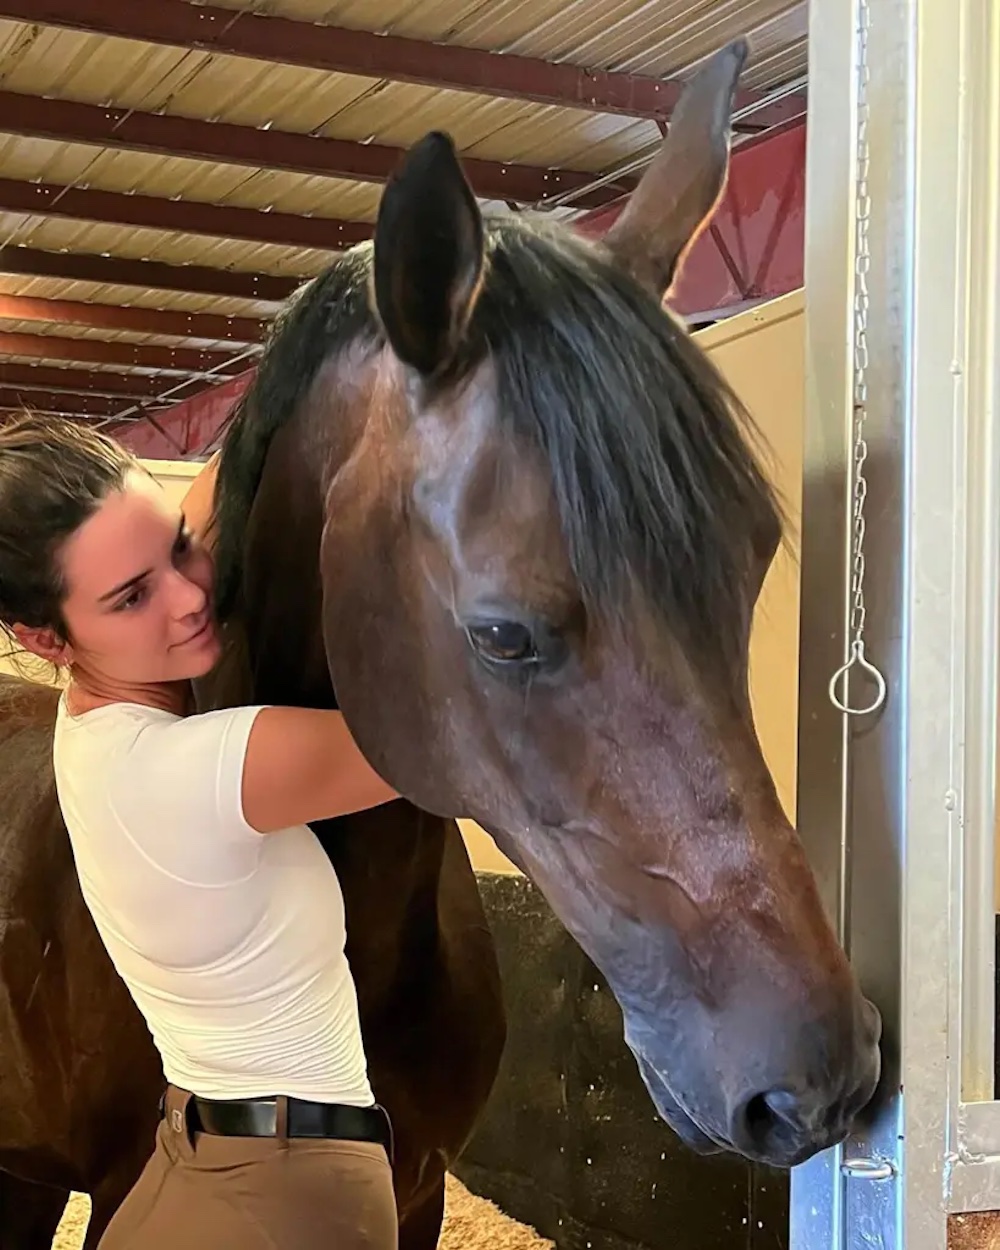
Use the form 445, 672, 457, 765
841, 1156, 896, 1181
828, 639, 887, 716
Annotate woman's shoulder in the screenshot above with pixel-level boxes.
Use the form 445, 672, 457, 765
56, 694, 178, 741
58, 696, 264, 743
55, 698, 266, 825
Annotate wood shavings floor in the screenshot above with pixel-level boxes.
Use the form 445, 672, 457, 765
52, 1174, 553, 1249
949, 1212, 1000, 1249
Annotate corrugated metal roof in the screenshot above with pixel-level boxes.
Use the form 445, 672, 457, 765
0, 275, 277, 319
0, 320, 261, 357
205, 0, 805, 81
0, 131, 387, 221
0, 209, 335, 274
0, 24, 655, 173
0, 0, 808, 442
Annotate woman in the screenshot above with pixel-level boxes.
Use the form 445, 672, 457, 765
0, 412, 400, 1249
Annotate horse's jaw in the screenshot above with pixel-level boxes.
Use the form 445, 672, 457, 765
627, 1047, 726, 1156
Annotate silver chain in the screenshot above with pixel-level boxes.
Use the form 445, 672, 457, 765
829, 0, 887, 717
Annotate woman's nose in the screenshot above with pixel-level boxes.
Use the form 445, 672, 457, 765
168, 569, 207, 617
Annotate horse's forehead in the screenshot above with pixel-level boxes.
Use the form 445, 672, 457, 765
402, 367, 576, 604
410, 366, 550, 526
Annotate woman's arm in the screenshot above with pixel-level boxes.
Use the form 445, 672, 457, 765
242, 707, 399, 833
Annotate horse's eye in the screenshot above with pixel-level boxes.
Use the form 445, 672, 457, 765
467, 621, 538, 664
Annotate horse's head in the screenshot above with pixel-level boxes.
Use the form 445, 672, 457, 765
230, 39, 880, 1169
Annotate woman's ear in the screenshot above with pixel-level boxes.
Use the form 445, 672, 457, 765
11, 623, 72, 666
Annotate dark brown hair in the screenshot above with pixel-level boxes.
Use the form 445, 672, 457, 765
0, 413, 137, 640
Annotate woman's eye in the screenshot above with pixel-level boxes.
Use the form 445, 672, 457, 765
174, 530, 193, 559
467, 621, 538, 664
116, 585, 147, 612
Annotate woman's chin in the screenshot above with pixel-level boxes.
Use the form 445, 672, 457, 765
176, 636, 223, 683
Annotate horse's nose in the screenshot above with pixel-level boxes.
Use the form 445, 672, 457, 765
730, 998, 882, 1165
730, 1051, 881, 1166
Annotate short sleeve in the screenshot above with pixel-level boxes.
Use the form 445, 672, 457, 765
106, 704, 269, 886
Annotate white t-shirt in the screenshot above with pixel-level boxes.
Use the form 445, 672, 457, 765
52, 695, 374, 1107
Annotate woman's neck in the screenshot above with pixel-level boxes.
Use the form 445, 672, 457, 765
66, 671, 193, 717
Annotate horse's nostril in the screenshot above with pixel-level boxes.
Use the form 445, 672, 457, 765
741, 1092, 777, 1148
762, 1088, 804, 1126
735, 1088, 848, 1161
740, 1090, 806, 1149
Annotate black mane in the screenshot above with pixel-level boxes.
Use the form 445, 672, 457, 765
212, 218, 782, 666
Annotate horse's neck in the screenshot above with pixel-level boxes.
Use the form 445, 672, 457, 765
209, 405, 452, 909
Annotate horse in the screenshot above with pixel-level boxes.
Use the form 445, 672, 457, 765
0, 38, 881, 1249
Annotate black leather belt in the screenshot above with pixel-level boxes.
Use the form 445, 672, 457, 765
178, 1094, 392, 1156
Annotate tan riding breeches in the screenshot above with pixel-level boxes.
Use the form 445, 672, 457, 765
97, 1086, 399, 1249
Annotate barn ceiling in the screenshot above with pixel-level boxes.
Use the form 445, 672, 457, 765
0, 0, 808, 446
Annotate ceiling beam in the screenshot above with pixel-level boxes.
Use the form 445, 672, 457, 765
0, 330, 249, 373
0, 291, 268, 342
0, 245, 302, 302
0, 361, 201, 397
0, 386, 170, 418
0, 90, 635, 210
0, 177, 371, 250
1, 0, 805, 129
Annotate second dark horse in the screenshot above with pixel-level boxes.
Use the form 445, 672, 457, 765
0, 41, 881, 1249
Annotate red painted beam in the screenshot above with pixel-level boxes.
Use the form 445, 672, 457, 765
0, 292, 268, 343
0, 330, 248, 373
0, 386, 169, 418
0, 245, 301, 303
111, 369, 256, 459
0, 361, 191, 396
5, 0, 806, 129
0, 90, 634, 210
0, 177, 370, 250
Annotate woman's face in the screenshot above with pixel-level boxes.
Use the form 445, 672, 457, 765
56, 470, 222, 687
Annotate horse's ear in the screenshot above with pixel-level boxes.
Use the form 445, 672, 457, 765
373, 131, 485, 377
603, 39, 748, 298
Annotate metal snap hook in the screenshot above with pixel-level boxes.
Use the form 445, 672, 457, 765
828, 638, 887, 716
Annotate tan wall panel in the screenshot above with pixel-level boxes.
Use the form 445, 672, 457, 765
147, 458, 201, 508
695, 292, 805, 820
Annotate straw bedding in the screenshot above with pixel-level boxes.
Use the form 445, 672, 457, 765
52, 1174, 553, 1249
